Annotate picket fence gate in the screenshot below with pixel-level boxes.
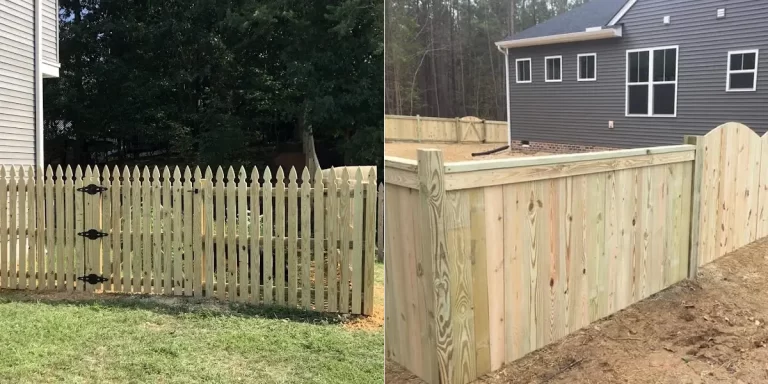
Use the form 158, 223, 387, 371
0, 164, 377, 315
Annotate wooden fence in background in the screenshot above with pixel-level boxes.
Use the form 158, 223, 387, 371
0, 165, 377, 315
385, 115, 507, 143
385, 122, 768, 384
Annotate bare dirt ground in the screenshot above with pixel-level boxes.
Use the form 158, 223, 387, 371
387, 237, 768, 384
384, 142, 551, 162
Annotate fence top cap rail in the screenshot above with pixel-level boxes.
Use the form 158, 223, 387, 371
443, 144, 695, 174
384, 156, 418, 172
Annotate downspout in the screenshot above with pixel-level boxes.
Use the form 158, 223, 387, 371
497, 45, 512, 148
34, 0, 44, 168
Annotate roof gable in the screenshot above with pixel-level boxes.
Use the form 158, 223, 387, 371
501, 0, 630, 41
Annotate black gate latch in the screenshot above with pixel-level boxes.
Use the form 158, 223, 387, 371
77, 274, 108, 285
78, 229, 108, 240
77, 184, 108, 195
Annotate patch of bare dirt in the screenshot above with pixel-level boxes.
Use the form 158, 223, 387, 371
344, 281, 384, 331
384, 142, 551, 162
387, 237, 768, 384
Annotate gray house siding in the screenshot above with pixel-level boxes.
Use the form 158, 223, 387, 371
0, 0, 37, 165
42, 0, 57, 64
507, 0, 768, 149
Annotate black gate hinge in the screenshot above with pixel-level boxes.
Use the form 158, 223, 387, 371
77, 274, 108, 285
77, 184, 108, 195
78, 229, 108, 240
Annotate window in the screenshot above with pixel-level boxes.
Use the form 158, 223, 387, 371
727, 50, 758, 91
578, 53, 597, 81
516, 58, 532, 83
626, 46, 678, 117
545, 56, 562, 82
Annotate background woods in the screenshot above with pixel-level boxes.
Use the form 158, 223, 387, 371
384, 0, 587, 120
45, 0, 383, 173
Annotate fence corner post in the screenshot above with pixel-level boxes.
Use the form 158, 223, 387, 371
685, 135, 704, 279
416, 149, 453, 384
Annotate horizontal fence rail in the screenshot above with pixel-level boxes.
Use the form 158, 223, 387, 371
385, 115, 508, 143
0, 165, 377, 315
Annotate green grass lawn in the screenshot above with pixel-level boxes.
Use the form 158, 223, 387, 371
0, 263, 384, 384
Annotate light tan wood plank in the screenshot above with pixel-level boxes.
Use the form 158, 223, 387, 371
172, 167, 182, 295
203, 167, 215, 297
237, 167, 248, 301
192, 167, 203, 297
313, 169, 325, 311
262, 168, 274, 304
275, 168, 286, 305
142, 167, 152, 293
162, 167, 172, 295
351, 169, 364, 314
326, 173, 338, 312
249, 168, 261, 303
469, 188, 491, 376
64, 167, 74, 290
18, 167, 27, 289
301, 168, 312, 310
0, 167, 7, 288
8, 167, 17, 289
225, 167, 236, 300
287, 168, 298, 306
151, 167, 162, 294
363, 169, 377, 315
110, 166, 121, 292
338, 170, 351, 313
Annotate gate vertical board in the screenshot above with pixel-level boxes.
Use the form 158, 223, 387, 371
172, 167, 182, 295
249, 168, 261, 304
301, 168, 311, 310
275, 168, 285, 305
313, 168, 325, 311
102, 167, 112, 292
263, 167, 274, 304
81, 167, 92, 292
339, 170, 351, 313
287, 168, 298, 306
162, 167, 172, 295
54, 167, 64, 290
183, 167, 194, 296
215, 167, 225, 300
27, 166, 36, 290
151, 167, 161, 294
203, 167, 214, 297
226, 167, 236, 300
0, 167, 7, 288
64, 167, 74, 290
122, 167, 132, 292
110, 166, 121, 292
142, 167, 152, 293
131, 167, 141, 293
352, 169, 364, 314
237, 167, 248, 302
8, 167, 16, 289
18, 167, 26, 290
193, 167, 203, 297
37, 167, 46, 289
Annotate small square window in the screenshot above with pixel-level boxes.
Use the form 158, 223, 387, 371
727, 50, 759, 91
545, 56, 562, 82
577, 54, 596, 81
516, 58, 532, 83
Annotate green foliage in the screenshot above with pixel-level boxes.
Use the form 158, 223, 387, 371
46, 0, 382, 173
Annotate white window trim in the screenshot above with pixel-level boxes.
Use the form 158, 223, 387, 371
577, 53, 597, 81
545, 55, 562, 82
515, 58, 532, 83
726, 49, 759, 92
625, 45, 679, 118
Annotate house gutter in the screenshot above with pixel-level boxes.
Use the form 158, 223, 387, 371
34, 0, 44, 168
495, 26, 622, 49
496, 45, 512, 148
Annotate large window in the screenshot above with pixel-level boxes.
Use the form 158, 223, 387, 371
626, 46, 678, 117
545, 56, 562, 82
516, 58, 532, 83
577, 53, 597, 81
727, 50, 758, 91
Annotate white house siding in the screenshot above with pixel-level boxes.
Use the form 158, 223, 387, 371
0, 0, 38, 165
42, 0, 57, 64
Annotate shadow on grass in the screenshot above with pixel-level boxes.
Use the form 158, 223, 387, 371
0, 289, 357, 325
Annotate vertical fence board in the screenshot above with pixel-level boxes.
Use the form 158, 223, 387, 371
101, 167, 112, 292
73, 167, 84, 291
162, 167, 172, 295
37, 167, 45, 289
183, 167, 194, 296
203, 167, 214, 297
263, 168, 274, 304
111, 166, 121, 292
0, 167, 6, 289
275, 168, 286, 305
300, 169, 311, 310
64, 167, 74, 290
339, 170, 351, 313
237, 167, 248, 301
313, 169, 325, 311
363, 170, 377, 316
130, 167, 141, 293
151, 167, 161, 294
225, 167, 236, 300
249, 168, 261, 304
759, 134, 768, 239
193, 167, 203, 297
215, 167, 226, 300
287, 168, 298, 307
327, 174, 339, 312
27, 166, 36, 290
8, 167, 17, 289
377, 183, 384, 262
18, 167, 27, 290
141, 167, 152, 293
351, 170, 364, 314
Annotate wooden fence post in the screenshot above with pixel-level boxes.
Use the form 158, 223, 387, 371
685, 135, 704, 279
377, 183, 384, 262
455, 117, 461, 143
417, 149, 453, 384
416, 114, 422, 143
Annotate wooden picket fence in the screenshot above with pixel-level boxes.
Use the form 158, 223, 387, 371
0, 164, 377, 315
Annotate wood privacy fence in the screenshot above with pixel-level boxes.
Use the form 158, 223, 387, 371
0, 165, 377, 315
385, 115, 508, 143
385, 122, 767, 384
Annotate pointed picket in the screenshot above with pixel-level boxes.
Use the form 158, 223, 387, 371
249, 167, 261, 304
121, 166, 132, 292
300, 168, 311, 310
172, 166, 183, 295
287, 167, 298, 307
109, 166, 120, 292
338, 169, 351, 313
275, 167, 285, 305
313, 168, 325, 311
193, 166, 203, 297
237, 167, 248, 301
326, 169, 339, 312
262, 167, 274, 304
363, 169, 377, 315
54, 166, 64, 290
0, 167, 7, 288
183, 166, 193, 296
64, 166, 75, 290
214, 167, 226, 300
151, 167, 161, 294
73, 166, 84, 291
130, 167, 142, 293
37, 167, 46, 289
351, 168, 364, 314
225, 167, 237, 301
162, 166, 172, 295
140, 167, 151, 293
203, 167, 214, 297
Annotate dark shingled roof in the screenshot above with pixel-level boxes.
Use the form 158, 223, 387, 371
502, 0, 628, 41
